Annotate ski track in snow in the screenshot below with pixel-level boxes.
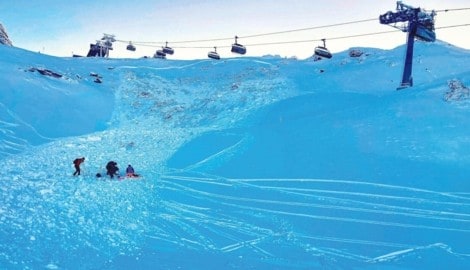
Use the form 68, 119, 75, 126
153, 172, 470, 266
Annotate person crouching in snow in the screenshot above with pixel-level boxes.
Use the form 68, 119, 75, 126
106, 161, 119, 179
126, 164, 139, 178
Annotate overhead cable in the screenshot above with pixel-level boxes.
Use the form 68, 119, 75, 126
131, 23, 469, 50
115, 18, 379, 45
115, 7, 469, 46
239, 18, 378, 39
435, 7, 470, 13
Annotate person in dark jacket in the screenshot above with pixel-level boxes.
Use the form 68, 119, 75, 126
73, 157, 85, 176
106, 161, 119, 179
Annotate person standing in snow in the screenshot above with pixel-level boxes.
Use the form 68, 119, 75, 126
73, 157, 85, 176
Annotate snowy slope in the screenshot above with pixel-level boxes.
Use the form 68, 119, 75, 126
1, 41, 470, 269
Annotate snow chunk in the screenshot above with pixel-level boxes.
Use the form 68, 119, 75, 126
444, 79, 469, 102
45, 263, 59, 269
79, 136, 102, 142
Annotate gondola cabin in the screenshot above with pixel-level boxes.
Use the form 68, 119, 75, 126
126, 43, 136, 51
208, 47, 220, 60
154, 50, 166, 59
208, 51, 220, 60
231, 36, 246, 55
162, 42, 174, 55
231, 43, 246, 55
314, 39, 332, 59
314, 46, 332, 59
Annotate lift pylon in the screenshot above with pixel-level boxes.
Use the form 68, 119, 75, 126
379, 1, 436, 90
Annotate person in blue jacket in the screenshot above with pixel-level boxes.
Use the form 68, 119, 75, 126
126, 164, 139, 178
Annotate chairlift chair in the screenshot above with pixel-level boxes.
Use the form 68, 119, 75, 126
231, 36, 246, 55
208, 47, 220, 60
314, 39, 332, 59
162, 42, 174, 55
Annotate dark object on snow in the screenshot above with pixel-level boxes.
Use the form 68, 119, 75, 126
349, 49, 364, 57
96, 173, 102, 178
30, 67, 63, 78
37, 69, 63, 78
94, 78, 102, 83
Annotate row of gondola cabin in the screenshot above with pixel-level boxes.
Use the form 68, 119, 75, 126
98, 36, 332, 60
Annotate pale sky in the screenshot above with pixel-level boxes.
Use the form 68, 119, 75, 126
1, 0, 469, 59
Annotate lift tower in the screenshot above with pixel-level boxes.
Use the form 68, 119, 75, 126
379, 1, 436, 89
